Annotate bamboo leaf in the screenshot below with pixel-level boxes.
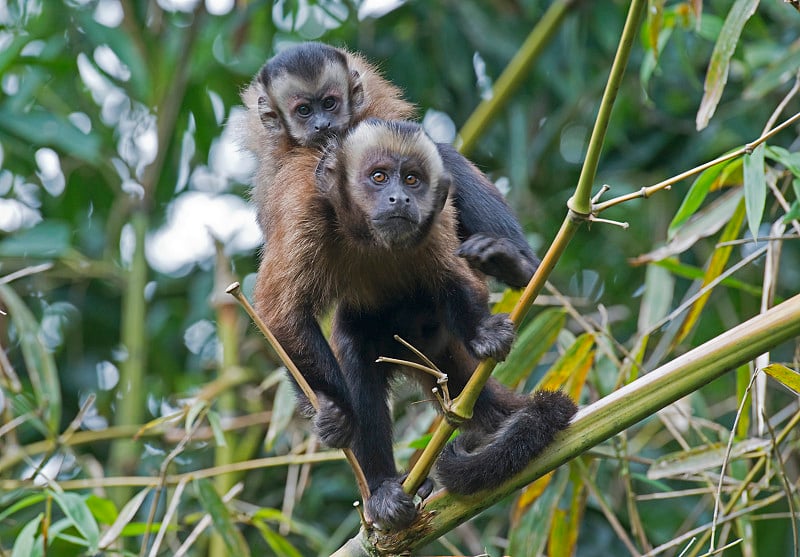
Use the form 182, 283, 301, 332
762, 363, 800, 394
253, 521, 304, 557
98, 488, 151, 548
634, 189, 743, 264
765, 145, 800, 178
50, 491, 100, 552
508, 468, 569, 555
674, 198, 746, 346
493, 308, 566, 387
535, 333, 594, 401
668, 158, 739, 239
648, 438, 769, 479
0, 285, 62, 432
265, 376, 297, 451
638, 264, 675, 332
11, 513, 43, 557
696, 0, 760, 130
195, 479, 251, 557
743, 143, 766, 240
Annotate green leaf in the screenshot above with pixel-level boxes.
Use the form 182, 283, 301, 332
696, 0, 760, 130
50, 491, 100, 552
0, 221, 72, 258
765, 145, 800, 178
195, 478, 251, 557
493, 308, 566, 387
0, 493, 47, 523
668, 158, 732, 239
0, 106, 102, 164
0, 285, 62, 432
763, 364, 800, 394
85, 495, 118, 525
265, 376, 297, 451
743, 143, 766, 240
638, 263, 675, 332
98, 488, 151, 549
11, 513, 43, 557
508, 467, 569, 556
253, 521, 304, 557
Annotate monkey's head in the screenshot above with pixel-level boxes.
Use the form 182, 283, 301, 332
258, 42, 365, 147
317, 119, 451, 250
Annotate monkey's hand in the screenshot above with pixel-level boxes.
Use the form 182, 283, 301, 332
470, 313, 515, 362
314, 394, 356, 449
366, 476, 433, 531
457, 234, 537, 289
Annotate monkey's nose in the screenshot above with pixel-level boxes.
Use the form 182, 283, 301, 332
388, 196, 411, 204
315, 121, 331, 131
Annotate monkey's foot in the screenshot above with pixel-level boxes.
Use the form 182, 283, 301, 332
457, 234, 538, 289
366, 476, 431, 531
314, 394, 356, 449
470, 313, 515, 361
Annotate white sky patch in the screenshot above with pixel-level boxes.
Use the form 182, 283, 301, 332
35, 147, 65, 196
94, 0, 124, 27
0, 198, 42, 232
68, 112, 92, 134
359, 0, 405, 19
146, 191, 261, 276
473, 51, 493, 101
94, 44, 131, 81
21, 40, 45, 57
206, 0, 234, 16
422, 109, 456, 144
157, 0, 200, 12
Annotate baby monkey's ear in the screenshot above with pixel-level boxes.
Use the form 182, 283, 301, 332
257, 96, 281, 131
350, 70, 365, 112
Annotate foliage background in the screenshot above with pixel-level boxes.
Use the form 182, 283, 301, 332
0, 0, 798, 555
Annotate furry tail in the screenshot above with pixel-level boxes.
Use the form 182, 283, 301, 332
436, 390, 577, 495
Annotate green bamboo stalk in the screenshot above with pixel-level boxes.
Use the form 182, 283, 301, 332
107, 209, 148, 507
457, 0, 578, 156
568, 0, 647, 215
336, 293, 800, 556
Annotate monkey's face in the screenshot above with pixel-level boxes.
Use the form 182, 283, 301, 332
356, 153, 440, 249
269, 65, 355, 147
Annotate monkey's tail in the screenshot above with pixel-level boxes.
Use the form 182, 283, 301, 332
435, 390, 577, 495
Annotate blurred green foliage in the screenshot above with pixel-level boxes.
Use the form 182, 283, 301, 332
0, 0, 799, 555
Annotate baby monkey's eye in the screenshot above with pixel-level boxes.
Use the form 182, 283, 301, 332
404, 174, 419, 186
371, 170, 388, 184
296, 104, 312, 117
322, 97, 337, 110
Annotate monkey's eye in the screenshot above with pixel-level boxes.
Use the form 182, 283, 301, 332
404, 174, 420, 186
296, 104, 312, 117
322, 97, 337, 110
370, 170, 388, 184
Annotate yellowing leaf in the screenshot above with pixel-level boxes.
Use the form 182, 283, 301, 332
763, 363, 800, 394
517, 471, 555, 509
493, 308, 566, 387
535, 333, 594, 401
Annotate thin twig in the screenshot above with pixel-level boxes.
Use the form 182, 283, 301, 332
594, 110, 800, 214
226, 282, 371, 505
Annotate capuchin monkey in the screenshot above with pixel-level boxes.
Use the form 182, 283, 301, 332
241, 41, 538, 288
253, 119, 576, 530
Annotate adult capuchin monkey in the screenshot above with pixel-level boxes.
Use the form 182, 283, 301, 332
253, 118, 576, 530
241, 41, 538, 288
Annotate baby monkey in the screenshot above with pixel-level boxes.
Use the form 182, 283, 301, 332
253, 118, 576, 530
241, 41, 539, 288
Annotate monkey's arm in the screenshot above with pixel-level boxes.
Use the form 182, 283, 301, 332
442, 277, 515, 363
259, 302, 357, 449
437, 143, 539, 288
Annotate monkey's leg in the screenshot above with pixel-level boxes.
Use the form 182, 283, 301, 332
334, 308, 429, 531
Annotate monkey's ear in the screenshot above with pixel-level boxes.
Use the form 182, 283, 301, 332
257, 96, 281, 131
434, 172, 452, 213
350, 70, 365, 112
